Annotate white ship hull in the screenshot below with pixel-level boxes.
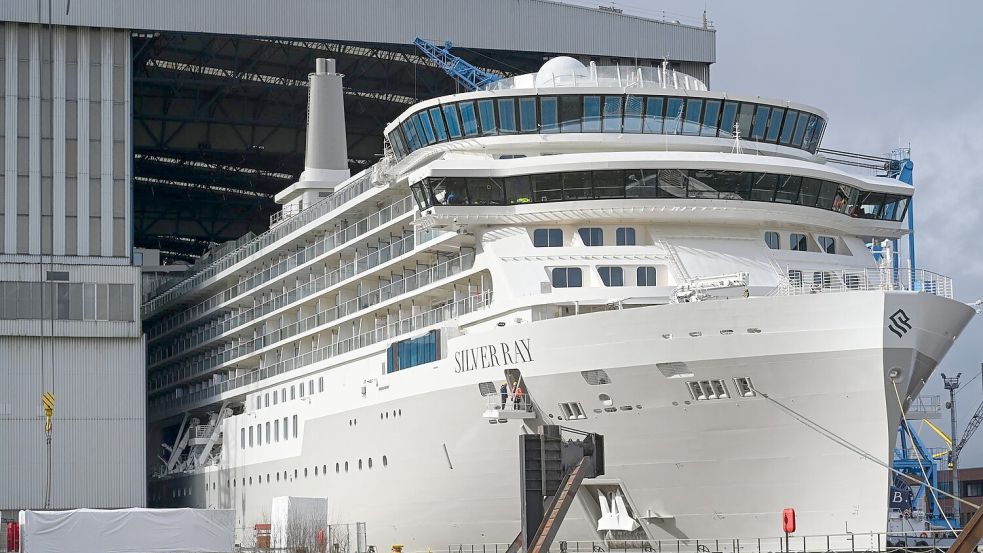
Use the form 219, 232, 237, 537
155, 290, 973, 550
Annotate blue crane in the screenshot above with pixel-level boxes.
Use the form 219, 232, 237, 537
413, 38, 502, 92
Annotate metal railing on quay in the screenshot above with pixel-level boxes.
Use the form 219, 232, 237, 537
446, 531, 962, 553
780, 267, 953, 300
149, 290, 493, 416
146, 195, 414, 340
142, 172, 377, 316
148, 252, 476, 393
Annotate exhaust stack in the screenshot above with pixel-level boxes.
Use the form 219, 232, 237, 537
275, 58, 350, 210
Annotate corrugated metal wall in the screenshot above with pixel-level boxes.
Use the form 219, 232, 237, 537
0, 0, 715, 63
0, 22, 131, 258
0, 335, 146, 509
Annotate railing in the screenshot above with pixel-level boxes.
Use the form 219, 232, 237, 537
904, 395, 942, 420
779, 267, 953, 300
269, 203, 303, 227
146, 195, 415, 340
147, 229, 454, 368
484, 394, 534, 413
142, 171, 377, 316
445, 531, 962, 553
149, 290, 493, 416
148, 252, 476, 392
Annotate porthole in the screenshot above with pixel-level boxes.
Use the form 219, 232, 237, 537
385, 412, 389, 419
358, 459, 363, 470
322, 464, 327, 475
598, 394, 613, 406
304, 468, 308, 477
382, 455, 388, 467
249, 477, 252, 485
276, 472, 280, 482
398, 409, 402, 416
266, 474, 270, 483
336, 463, 340, 473
294, 469, 298, 479
368, 458, 373, 469
344, 461, 349, 472
380, 413, 383, 420
315, 466, 319, 476
283, 471, 287, 480
393, 410, 397, 418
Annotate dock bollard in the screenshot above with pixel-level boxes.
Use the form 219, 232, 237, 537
392, 545, 403, 553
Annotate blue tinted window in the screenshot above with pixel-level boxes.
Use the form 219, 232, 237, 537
497, 98, 516, 133
598, 267, 624, 287
519, 97, 537, 132
418, 113, 436, 144
637, 267, 657, 286
616, 227, 636, 245
582, 96, 601, 132
765, 108, 784, 142
386, 329, 439, 373
602, 96, 622, 132
623, 95, 643, 133
411, 115, 428, 146
682, 98, 703, 135
719, 101, 738, 137
808, 118, 826, 152
665, 98, 684, 134
442, 104, 463, 138
578, 227, 603, 246
429, 108, 448, 141
701, 100, 720, 137
560, 96, 582, 132
459, 101, 479, 137
540, 97, 558, 133
779, 110, 798, 144
791, 112, 809, 147
751, 105, 770, 140
551, 267, 582, 288
477, 99, 497, 135
643, 97, 664, 133
533, 228, 563, 247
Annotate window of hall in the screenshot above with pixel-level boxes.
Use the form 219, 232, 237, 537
790, 233, 808, 251
578, 227, 603, 246
598, 267, 624, 287
552, 268, 583, 288
616, 227, 636, 246
818, 236, 836, 254
533, 228, 563, 247
764, 231, 780, 250
637, 267, 658, 286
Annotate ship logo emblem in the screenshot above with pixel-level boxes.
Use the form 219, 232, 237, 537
888, 309, 912, 338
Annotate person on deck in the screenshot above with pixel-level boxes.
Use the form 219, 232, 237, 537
514, 384, 524, 410
499, 383, 509, 410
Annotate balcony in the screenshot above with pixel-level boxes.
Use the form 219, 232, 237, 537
148, 289, 493, 420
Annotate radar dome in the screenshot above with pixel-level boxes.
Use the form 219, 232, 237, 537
535, 56, 589, 88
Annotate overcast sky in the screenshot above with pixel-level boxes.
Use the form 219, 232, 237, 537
563, 0, 983, 462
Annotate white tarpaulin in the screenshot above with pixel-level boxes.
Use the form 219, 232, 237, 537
18, 508, 235, 553
271, 496, 328, 550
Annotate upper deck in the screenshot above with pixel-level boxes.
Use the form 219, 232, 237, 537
384, 58, 828, 161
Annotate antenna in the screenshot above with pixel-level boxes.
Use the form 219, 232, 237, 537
732, 121, 743, 155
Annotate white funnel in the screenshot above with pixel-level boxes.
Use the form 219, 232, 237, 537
275, 58, 351, 207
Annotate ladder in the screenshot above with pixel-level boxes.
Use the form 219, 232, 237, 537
528, 457, 591, 553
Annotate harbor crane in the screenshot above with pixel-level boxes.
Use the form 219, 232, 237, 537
413, 37, 503, 91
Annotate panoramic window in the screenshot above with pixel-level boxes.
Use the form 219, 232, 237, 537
818, 236, 836, 254
519, 97, 537, 132
497, 98, 517, 133
790, 233, 808, 251
637, 267, 658, 286
598, 267, 624, 287
416, 170, 908, 223
428, 107, 448, 141
386, 329, 440, 373
477, 99, 497, 135
459, 101, 479, 137
616, 227, 636, 246
442, 104, 463, 138
764, 231, 780, 250
578, 227, 603, 246
533, 228, 563, 247
623, 95, 643, 133
551, 267, 583, 288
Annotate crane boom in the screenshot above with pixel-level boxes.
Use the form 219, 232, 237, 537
954, 400, 983, 457
413, 38, 502, 91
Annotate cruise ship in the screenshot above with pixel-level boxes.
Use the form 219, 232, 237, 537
144, 56, 976, 549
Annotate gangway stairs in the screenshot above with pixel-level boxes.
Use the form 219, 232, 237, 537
528, 457, 592, 553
